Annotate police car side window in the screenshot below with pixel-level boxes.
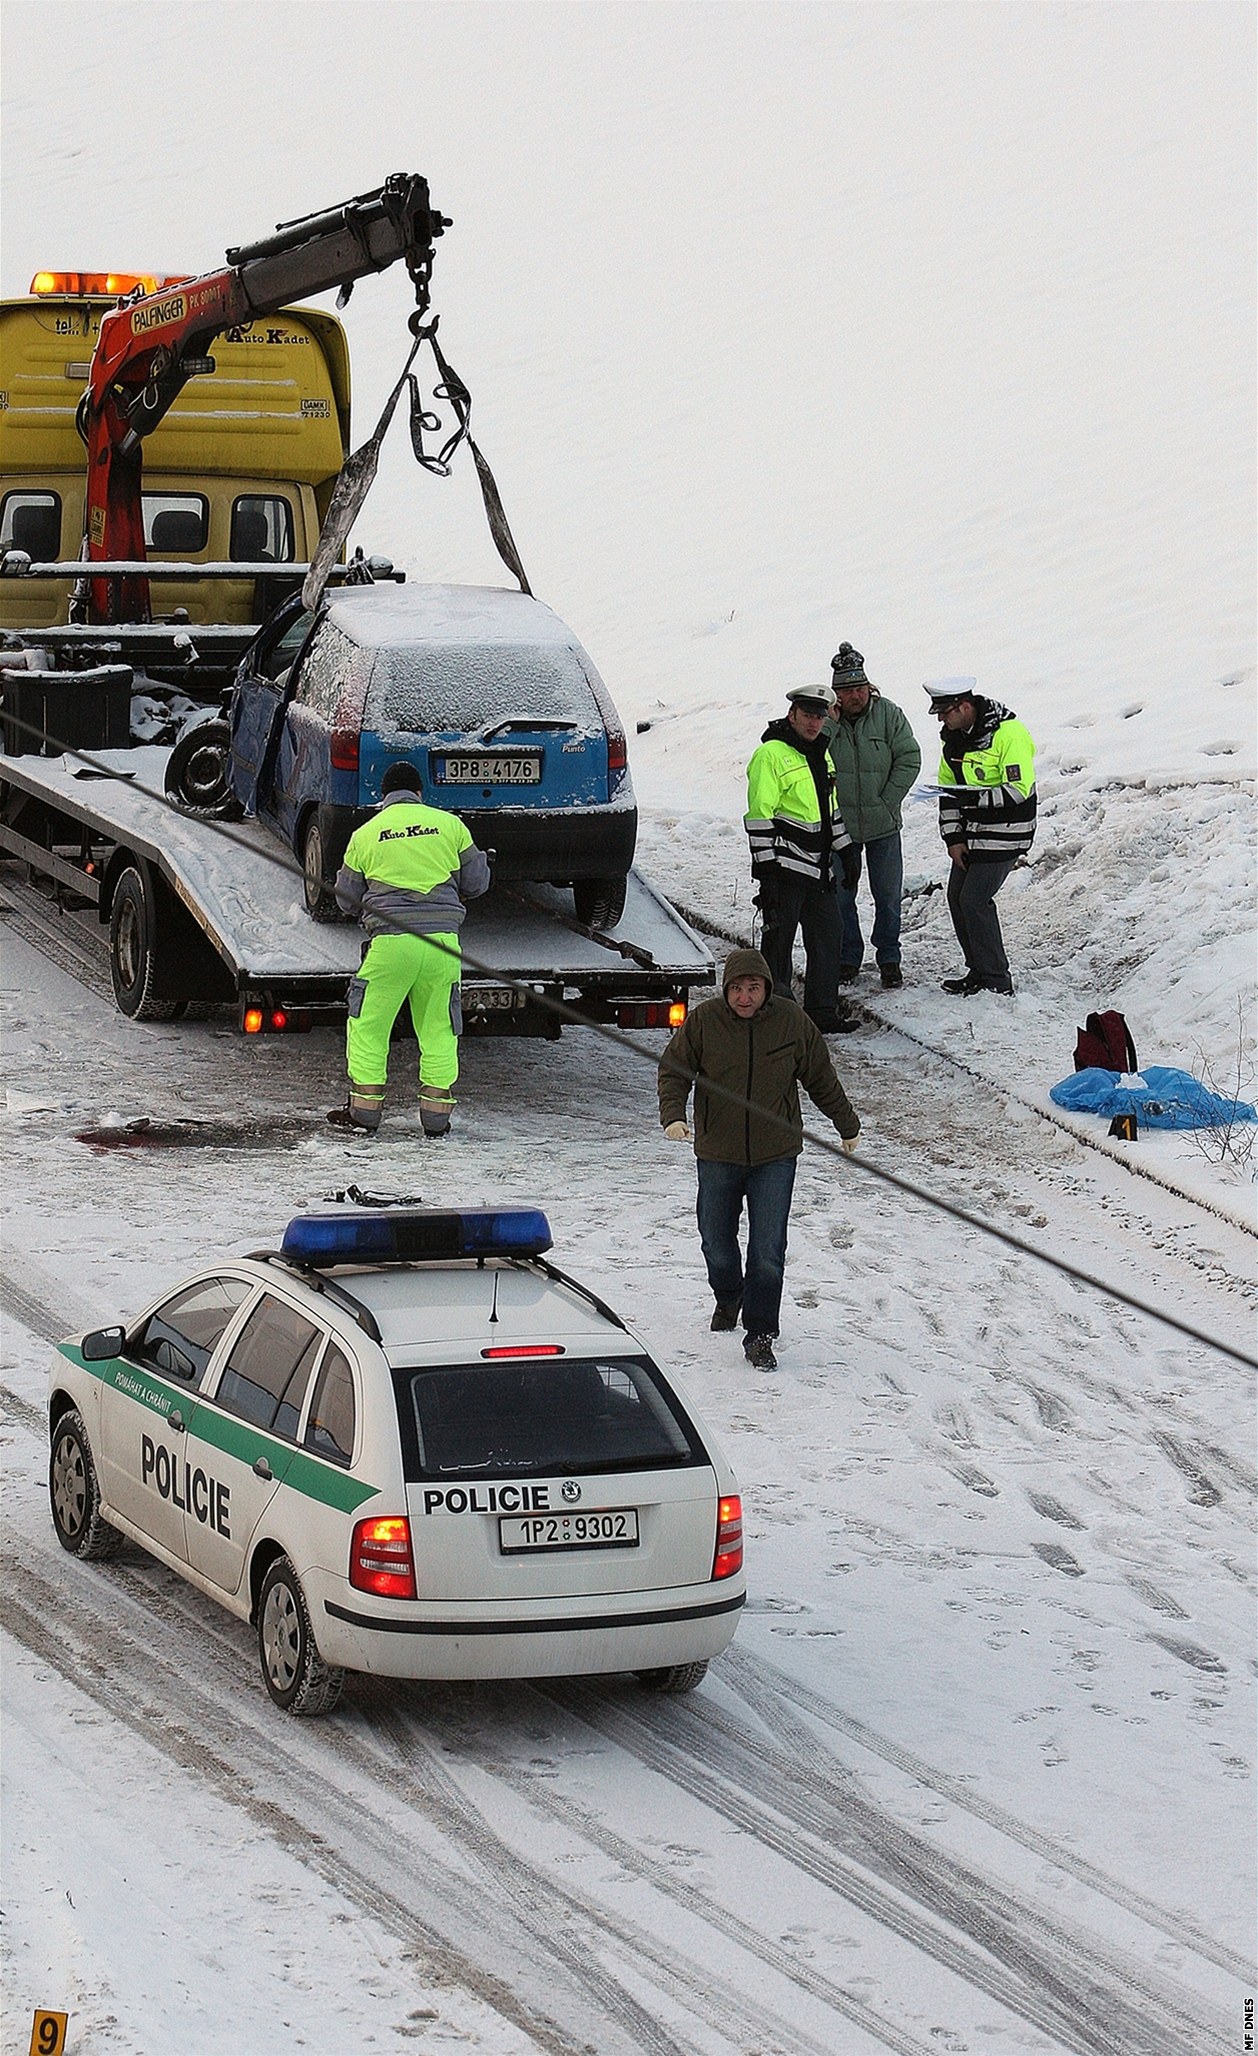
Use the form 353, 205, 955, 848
129, 1277, 254, 1387
214, 1295, 324, 1436
303, 1343, 356, 1467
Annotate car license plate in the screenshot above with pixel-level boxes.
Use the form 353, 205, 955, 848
499, 1508, 640, 1553
434, 753, 542, 786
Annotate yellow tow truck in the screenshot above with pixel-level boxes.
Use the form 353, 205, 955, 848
0, 271, 350, 632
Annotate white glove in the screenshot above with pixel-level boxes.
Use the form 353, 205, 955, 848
841, 1134, 859, 1155
664, 1120, 692, 1142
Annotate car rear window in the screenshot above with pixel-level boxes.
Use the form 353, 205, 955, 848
368, 645, 600, 734
395, 1356, 706, 1481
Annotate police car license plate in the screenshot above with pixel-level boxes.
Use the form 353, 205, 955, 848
499, 1508, 639, 1553
434, 753, 542, 786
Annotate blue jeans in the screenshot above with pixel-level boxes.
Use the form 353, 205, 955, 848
837, 833, 904, 967
696, 1155, 797, 1337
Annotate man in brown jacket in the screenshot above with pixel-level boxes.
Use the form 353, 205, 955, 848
658, 947, 860, 1371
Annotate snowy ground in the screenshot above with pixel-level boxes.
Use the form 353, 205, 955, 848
2, 4, 1255, 2053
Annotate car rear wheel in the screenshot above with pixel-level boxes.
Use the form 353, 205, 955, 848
301, 815, 341, 923
572, 875, 627, 930
636, 1660, 709, 1694
163, 720, 244, 820
50, 1409, 124, 1561
258, 1555, 344, 1716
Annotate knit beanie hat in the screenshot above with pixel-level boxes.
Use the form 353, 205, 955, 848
831, 643, 870, 688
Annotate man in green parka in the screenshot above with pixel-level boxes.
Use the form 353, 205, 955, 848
828, 643, 921, 989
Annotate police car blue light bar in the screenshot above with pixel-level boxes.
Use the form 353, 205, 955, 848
281, 1208, 553, 1267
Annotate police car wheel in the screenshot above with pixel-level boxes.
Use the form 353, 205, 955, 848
49, 1410, 124, 1561
257, 1557, 345, 1716
636, 1661, 709, 1695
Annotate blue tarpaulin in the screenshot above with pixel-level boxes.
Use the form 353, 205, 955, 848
1049, 1066, 1258, 1129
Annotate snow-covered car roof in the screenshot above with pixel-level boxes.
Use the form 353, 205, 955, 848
324, 583, 585, 653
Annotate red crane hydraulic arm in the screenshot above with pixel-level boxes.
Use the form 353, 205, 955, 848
80, 172, 448, 624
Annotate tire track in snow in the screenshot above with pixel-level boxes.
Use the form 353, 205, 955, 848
540, 1678, 1232, 2056
723, 1644, 1251, 1984
33, 1543, 901, 2056
364, 1700, 873, 2056
0, 1542, 687, 2056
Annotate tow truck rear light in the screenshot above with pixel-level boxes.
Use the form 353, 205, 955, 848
350, 1515, 416, 1600
29, 271, 189, 298
712, 1495, 743, 1580
241, 1005, 312, 1035
615, 1000, 687, 1029
281, 1206, 553, 1266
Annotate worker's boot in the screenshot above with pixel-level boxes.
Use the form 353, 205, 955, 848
419, 1089, 455, 1138
326, 1083, 383, 1133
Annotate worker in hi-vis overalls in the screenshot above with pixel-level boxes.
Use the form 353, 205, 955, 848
328, 760, 490, 1136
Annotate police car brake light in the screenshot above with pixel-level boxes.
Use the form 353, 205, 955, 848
350, 1515, 416, 1600
482, 1344, 564, 1358
713, 1495, 743, 1580
281, 1207, 553, 1267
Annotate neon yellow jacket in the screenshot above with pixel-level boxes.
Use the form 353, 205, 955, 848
745, 730, 850, 885
335, 794, 491, 936
938, 700, 1036, 861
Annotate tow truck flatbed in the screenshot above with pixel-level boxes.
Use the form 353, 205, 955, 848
0, 746, 713, 1032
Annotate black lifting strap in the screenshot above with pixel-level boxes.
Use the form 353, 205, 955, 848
407, 316, 532, 598
302, 315, 532, 614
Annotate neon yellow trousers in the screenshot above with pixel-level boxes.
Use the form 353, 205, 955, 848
345, 932, 462, 1114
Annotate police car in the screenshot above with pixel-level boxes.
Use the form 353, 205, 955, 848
48, 1208, 744, 1715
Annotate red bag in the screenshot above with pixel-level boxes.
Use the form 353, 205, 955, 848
1074, 1010, 1138, 1074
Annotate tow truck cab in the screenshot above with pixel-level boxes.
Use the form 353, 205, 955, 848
0, 277, 352, 632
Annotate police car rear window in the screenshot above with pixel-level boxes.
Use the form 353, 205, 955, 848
396, 1356, 704, 1482
368, 645, 598, 734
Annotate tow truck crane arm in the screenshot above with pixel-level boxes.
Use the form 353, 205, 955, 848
81, 172, 449, 624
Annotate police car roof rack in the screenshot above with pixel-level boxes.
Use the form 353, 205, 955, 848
525, 1256, 631, 1336
247, 1251, 383, 1343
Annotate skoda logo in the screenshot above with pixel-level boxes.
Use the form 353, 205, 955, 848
560, 1480, 581, 1504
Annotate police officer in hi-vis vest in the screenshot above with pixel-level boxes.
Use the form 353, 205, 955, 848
744, 684, 860, 1035
925, 678, 1037, 996
328, 760, 490, 1136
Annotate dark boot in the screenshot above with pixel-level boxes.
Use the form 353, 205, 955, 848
879, 963, 903, 989
327, 1101, 380, 1134
710, 1299, 741, 1332
743, 1332, 778, 1372
419, 1090, 454, 1138
941, 972, 984, 996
